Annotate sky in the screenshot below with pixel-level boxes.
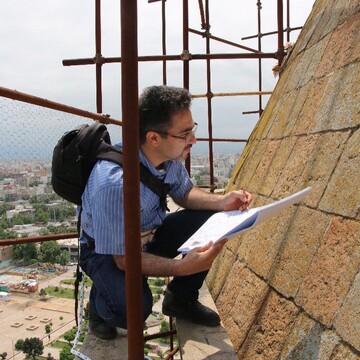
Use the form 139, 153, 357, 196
0, 0, 315, 160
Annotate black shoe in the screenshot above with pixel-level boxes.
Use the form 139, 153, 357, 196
88, 303, 118, 340
162, 289, 221, 327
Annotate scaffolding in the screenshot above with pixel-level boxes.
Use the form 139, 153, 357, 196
0, 1, 308, 358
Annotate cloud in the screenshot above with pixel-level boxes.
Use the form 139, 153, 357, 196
0, 0, 315, 156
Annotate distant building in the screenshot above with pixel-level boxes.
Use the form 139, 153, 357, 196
57, 238, 79, 264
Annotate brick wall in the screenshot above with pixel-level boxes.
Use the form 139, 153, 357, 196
207, 1, 360, 358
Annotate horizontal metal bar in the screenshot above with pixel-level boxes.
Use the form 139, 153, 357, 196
192, 91, 272, 98
0, 86, 122, 126
0, 232, 78, 247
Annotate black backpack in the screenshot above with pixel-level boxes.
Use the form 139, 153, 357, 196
51, 122, 170, 208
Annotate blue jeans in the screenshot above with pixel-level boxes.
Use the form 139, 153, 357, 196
80, 209, 216, 329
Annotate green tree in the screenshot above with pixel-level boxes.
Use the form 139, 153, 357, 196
59, 345, 75, 360
45, 324, 51, 334
12, 244, 38, 264
15, 337, 44, 360
35, 207, 49, 223
63, 330, 75, 345
39, 241, 60, 265
11, 213, 33, 225
39, 288, 47, 299
23, 243, 38, 263
57, 250, 70, 268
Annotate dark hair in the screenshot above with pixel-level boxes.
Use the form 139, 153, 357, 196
139, 85, 192, 144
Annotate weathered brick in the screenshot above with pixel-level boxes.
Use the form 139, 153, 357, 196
291, 77, 330, 136
333, 270, 360, 351
249, 139, 281, 196
297, 37, 329, 88
237, 291, 299, 360
237, 201, 295, 278
207, 248, 237, 301
272, 134, 319, 198
279, 313, 340, 359
313, 63, 360, 132
215, 260, 269, 351
296, 217, 360, 326
315, 14, 360, 78
266, 92, 298, 139
320, 128, 360, 218
270, 208, 331, 298
308, 0, 340, 47
304, 131, 350, 208
331, 343, 360, 360
260, 137, 297, 196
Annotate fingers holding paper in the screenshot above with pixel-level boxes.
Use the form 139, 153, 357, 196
180, 238, 228, 276
222, 189, 252, 211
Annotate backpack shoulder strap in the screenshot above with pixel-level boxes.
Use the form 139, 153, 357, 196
96, 147, 170, 210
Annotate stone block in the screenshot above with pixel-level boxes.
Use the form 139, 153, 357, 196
340, 1, 360, 24
237, 201, 295, 278
296, 217, 360, 326
237, 291, 299, 360
303, 131, 350, 208
320, 128, 360, 218
269, 208, 331, 298
231, 140, 266, 194
272, 134, 319, 198
266, 92, 298, 139
330, 343, 360, 360
177, 284, 237, 360
333, 270, 360, 351
293, 4, 324, 56
248, 139, 281, 197
279, 313, 340, 359
215, 260, 268, 351
260, 137, 297, 197
308, 0, 339, 47
313, 63, 360, 132
315, 13, 360, 78
291, 77, 330, 136
79, 328, 128, 360
297, 37, 329, 88
207, 248, 237, 301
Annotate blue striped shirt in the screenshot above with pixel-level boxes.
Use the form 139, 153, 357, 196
80, 147, 193, 255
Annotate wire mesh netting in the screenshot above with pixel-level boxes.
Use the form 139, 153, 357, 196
0, 96, 122, 163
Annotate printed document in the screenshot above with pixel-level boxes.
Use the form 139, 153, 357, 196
178, 187, 311, 253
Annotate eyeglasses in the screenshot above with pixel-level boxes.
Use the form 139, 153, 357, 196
155, 122, 198, 142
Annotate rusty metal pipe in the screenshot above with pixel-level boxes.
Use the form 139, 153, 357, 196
63, 52, 276, 66
120, 0, 144, 358
0, 233, 78, 247
277, 0, 286, 64
95, 0, 103, 113
0, 86, 122, 125
189, 28, 259, 53
205, 0, 215, 190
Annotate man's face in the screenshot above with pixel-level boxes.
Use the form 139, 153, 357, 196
158, 109, 197, 161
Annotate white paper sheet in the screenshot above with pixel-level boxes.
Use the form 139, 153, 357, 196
178, 187, 311, 253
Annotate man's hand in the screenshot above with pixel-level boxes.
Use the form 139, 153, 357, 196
178, 239, 228, 276
222, 189, 252, 211
114, 239, 227, 277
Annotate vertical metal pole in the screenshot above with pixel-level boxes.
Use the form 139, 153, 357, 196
120, 1, 143, 359
277, 0, 285, 65
95, 0, 102, 113
286, 0, 290, 43
257, 1, 263, 115
162, 0, 167, 85
205, 0, 215, 191
183, 0, 191, 174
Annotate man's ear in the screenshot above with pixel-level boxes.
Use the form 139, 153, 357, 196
146, 130, 161, 146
